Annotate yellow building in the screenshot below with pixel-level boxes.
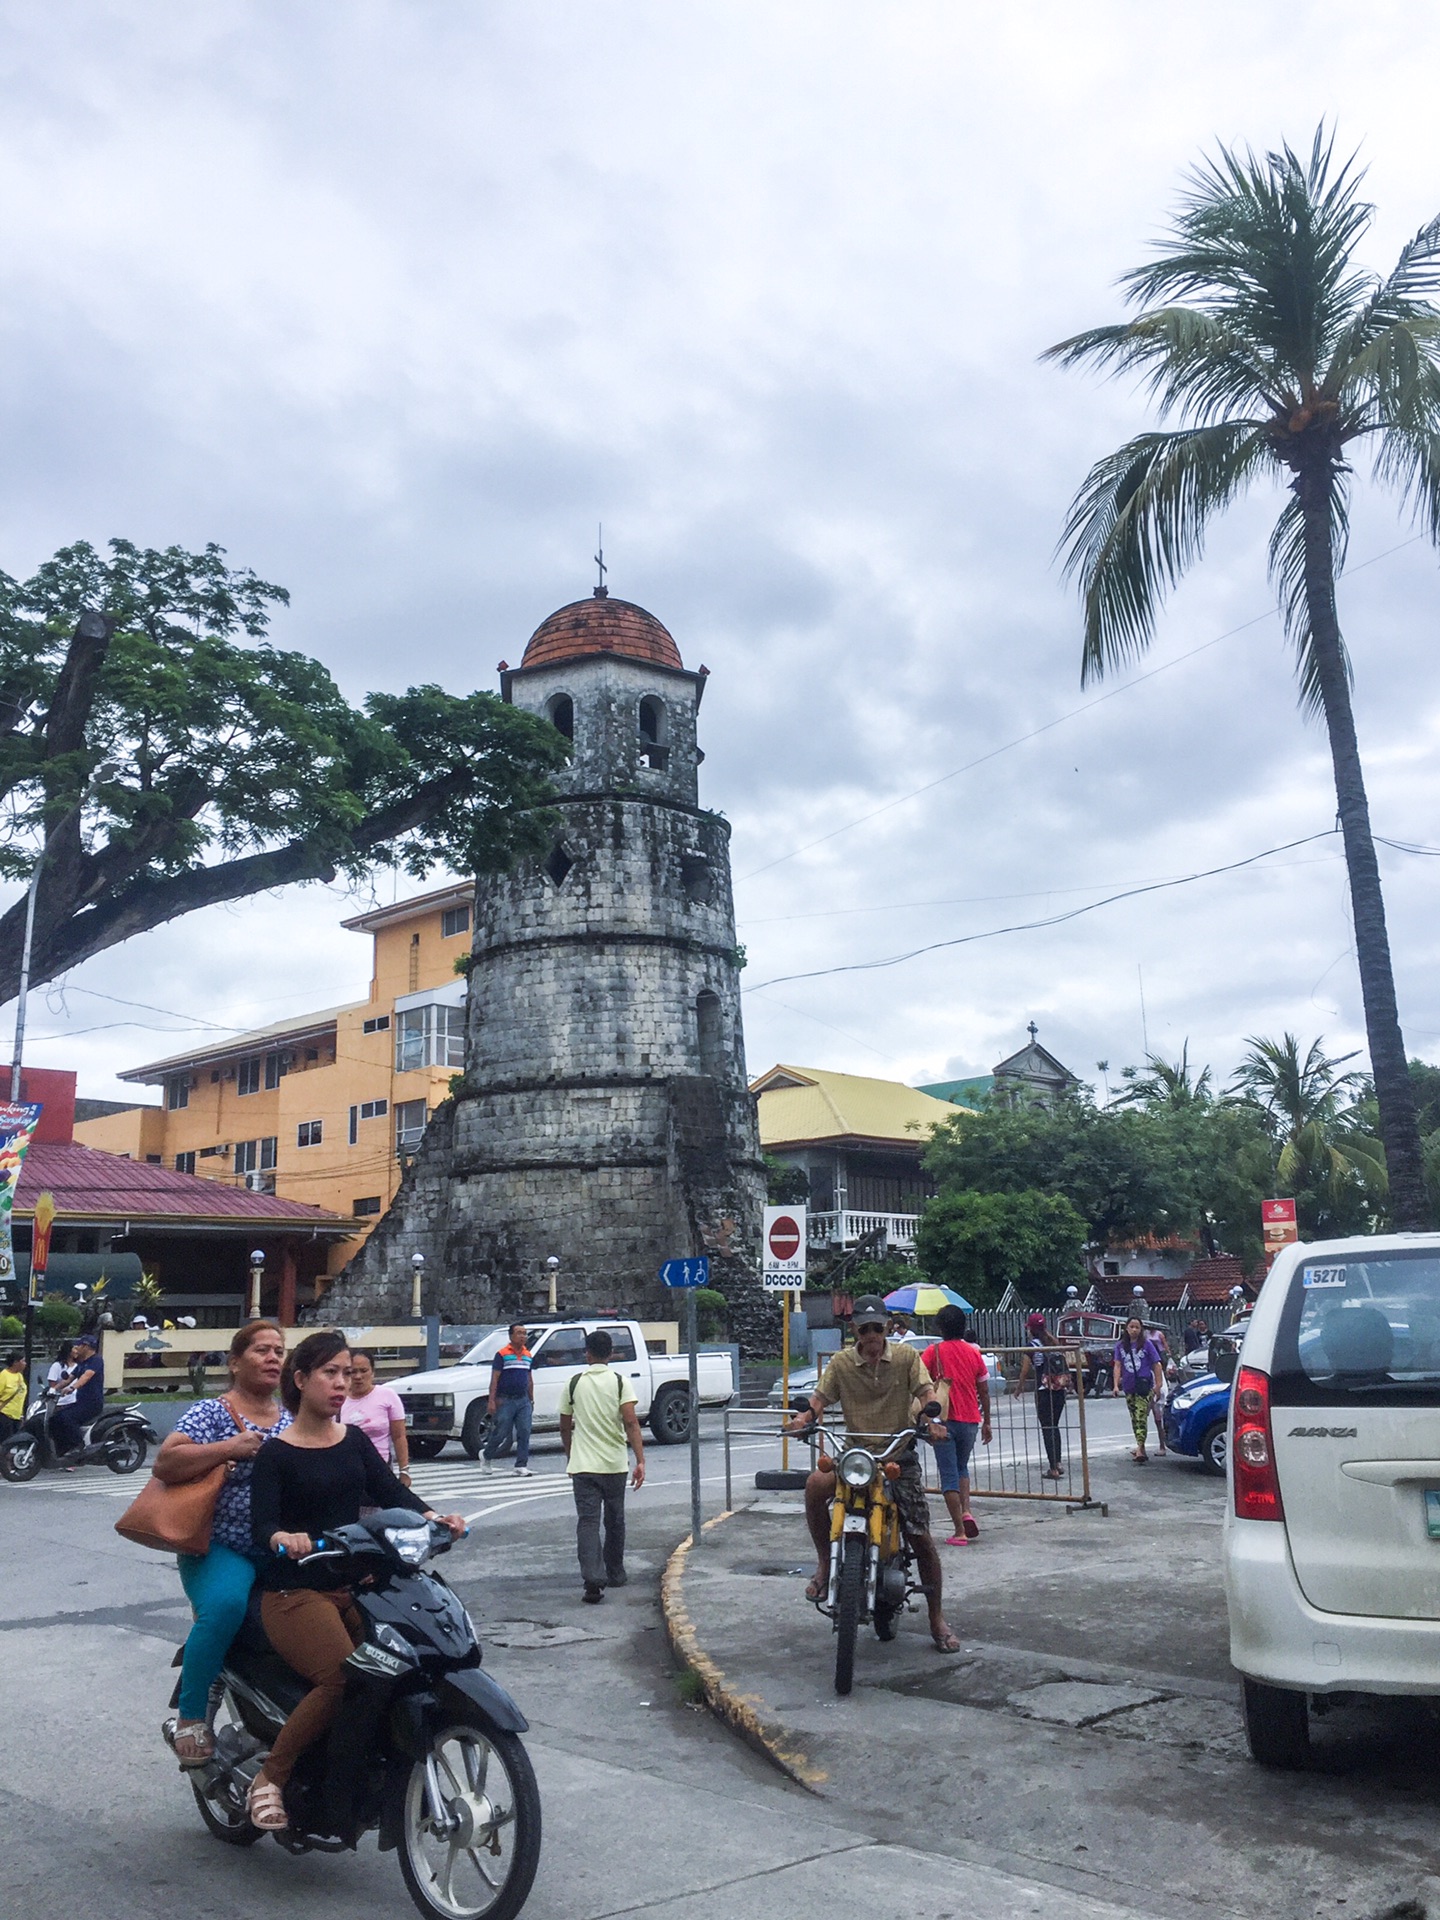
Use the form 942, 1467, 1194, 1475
73, 882, 477, 1273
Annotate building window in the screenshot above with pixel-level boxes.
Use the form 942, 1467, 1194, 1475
145, 1154, 163, 1165
638, 696, 668, 769
395, 1099, 427, 1153
235, 1136, 278, 1175
361, 1097, 388, 1118
395, 1003, 465, 1073
175, 1151, 196, 1174
264, 1050, 286, 1090
199, 1144, 225, 1158
167, 1078, 190, 1110
696, 989, 724, 1077
236, 1058, 260, 1096
546, 692, 574, 741
362, 1015, 391, 1035
297, 1120, 323, 1148
354, 1196, 383, 1217
442, 904, 471, 939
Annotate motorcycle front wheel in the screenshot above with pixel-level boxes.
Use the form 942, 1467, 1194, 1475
399, 1719, 541, 1920
833, 1533, 865, 1696
105, 1432, 146, 1474
0, 1434, 39, 1482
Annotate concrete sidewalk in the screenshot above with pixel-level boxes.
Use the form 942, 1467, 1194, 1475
666, 1486, 1440, 1920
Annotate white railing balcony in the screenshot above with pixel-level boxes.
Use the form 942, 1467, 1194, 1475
808, 1210, 921, 1249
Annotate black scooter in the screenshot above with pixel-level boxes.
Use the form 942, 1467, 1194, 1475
165, 1509, 541, 1920
0, 1385, 156, 1480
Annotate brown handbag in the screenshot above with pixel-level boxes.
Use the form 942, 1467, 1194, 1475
114, 1396, 240, 1556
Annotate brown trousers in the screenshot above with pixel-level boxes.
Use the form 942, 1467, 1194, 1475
259, 1587, 361, 1788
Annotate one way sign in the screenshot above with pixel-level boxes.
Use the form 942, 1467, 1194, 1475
658, 1256, 709, 1289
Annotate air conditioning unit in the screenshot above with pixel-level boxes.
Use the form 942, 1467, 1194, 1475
243, 1171, 274, 1193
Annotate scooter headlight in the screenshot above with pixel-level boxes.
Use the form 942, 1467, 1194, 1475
838, 1447, 876, 1489
383, 1524, 432, 1566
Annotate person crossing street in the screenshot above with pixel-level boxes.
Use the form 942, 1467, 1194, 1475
483, 1322, 536, 1476
558, 1328, 645, 1603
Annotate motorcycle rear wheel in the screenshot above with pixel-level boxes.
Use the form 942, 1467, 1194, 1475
106, 1432, 146, 1474
0, 1434, 39, 1482
834, 1534, 865, 1696
399, 1718, 541, 1920
190, 1701, 263, 1847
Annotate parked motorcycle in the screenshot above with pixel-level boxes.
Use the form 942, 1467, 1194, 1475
800, 1405, 939, 1696
0, 1385, 157, 1481
164, 1508, 541, 1920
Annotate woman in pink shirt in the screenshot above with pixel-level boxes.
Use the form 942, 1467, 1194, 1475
338, 1349, 411, 1488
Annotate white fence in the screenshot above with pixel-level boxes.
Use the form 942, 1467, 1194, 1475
808, 1210, 920, 1250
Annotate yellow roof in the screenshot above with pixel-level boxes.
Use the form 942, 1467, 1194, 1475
750, 1064, 969, 1152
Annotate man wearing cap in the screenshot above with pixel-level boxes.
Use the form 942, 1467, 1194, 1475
789, 1296, 959, 1654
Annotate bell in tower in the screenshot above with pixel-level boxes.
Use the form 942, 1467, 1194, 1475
324, 582, 768, 1348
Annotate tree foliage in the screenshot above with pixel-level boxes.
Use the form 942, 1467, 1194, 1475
0, 540, 569, 999
763, 1154, 811, 1206
1047, 128, 1440, 1229
914, 1189, 1089, 1307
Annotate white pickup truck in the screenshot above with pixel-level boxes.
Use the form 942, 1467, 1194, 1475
391, 1318, 736, 1458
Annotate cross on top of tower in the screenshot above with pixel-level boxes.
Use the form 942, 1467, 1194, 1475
1027, 1021, 1039, 1046
593, 524, 609, 600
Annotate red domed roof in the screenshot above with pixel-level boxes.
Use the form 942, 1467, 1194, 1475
520, 593, 683, 672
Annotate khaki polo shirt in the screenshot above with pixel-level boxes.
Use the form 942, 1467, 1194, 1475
817, 1341, 934, 1448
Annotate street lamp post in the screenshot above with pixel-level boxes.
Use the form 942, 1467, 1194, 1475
410, 1251, 425, 1320
248, 1248, 266, 1320
545, 1255, 559, 1315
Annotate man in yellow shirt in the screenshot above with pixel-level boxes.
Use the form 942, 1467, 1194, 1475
0, 1351, 28, 1437
558, 1328, 646, 1604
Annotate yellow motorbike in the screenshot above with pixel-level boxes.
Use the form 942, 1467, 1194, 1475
806, 1407, 938, 1695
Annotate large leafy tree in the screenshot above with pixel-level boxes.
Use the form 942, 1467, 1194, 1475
1046, 131, 1440, 1229
0, 539, 568, 999
1231, 1032, 1386, 1236
915, 1188, 1088, 1307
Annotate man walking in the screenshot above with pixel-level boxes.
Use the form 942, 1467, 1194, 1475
483, 1322, 535, 1476
558, 1328, 645, 1603
0, 1350, 27, 1438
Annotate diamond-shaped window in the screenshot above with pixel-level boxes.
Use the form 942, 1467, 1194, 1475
545, 842, 574, 887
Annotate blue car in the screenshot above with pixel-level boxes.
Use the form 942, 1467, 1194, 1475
1163, 1372, 1230, 1476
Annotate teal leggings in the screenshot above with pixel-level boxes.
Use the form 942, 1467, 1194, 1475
176, 1542, 256, 1720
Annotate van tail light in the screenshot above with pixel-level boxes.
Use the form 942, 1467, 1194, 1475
1232, 1365, 1284, 1522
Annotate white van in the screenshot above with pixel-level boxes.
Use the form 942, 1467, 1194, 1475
1223, 1232, 1440, 1767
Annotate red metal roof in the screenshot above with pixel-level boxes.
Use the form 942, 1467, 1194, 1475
519, 594, 683, 672
14, 1141, 345, 1228
1090, 1255, 1258, 1309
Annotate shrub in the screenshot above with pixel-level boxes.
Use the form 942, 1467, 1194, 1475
0, 1313, 23, 1341
36, 1293, 82, 1335
694, 1287, 729, 1341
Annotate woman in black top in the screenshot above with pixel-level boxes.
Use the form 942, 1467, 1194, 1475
1013, 1312, 1072, 1481
244, 1330, 464, 1832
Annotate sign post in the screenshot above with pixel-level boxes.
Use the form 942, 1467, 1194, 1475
1261, 1198, 1298, 1267
762, 1207, 807, 1470
0, 1101, 44, 1382
658, 1255, 708, 1549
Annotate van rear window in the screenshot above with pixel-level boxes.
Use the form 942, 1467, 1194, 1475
1270, 1251, 1440, 1406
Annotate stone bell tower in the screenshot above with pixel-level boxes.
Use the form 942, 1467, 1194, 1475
323, 584, 767, 1340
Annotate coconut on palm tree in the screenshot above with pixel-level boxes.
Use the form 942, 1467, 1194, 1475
1046, 130, 1439, 1229
1231, 1033, 1387, 1220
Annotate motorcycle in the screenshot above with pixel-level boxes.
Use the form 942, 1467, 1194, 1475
799, 1404, 940, 1696
0, 1385, 157, 1481
164, 1508, 542, 1920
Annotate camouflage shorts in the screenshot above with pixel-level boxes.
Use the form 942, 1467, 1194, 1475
890, 1455, 931, 1538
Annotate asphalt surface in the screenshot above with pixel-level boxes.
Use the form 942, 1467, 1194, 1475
1, 1401, 1435, 1920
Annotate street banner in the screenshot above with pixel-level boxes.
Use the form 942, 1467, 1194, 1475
29, 1189, 55, 1302
0, 1101, 41, 1294
1261, 1197, 1298, 1263
762, 1205, 807, 1292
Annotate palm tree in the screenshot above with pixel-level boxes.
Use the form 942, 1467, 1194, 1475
1046, 130, 1440, 1229
1114, 1042, 1213, 1110
1231, 1032, 1387, 1204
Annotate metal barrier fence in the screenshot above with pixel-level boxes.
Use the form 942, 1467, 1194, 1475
722, 1343, 1104, 1519
965, 1304, 1233, 1349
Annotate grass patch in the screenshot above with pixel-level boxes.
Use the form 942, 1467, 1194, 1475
673, 1667, 706, 1706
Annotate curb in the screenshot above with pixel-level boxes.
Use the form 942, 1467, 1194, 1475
660, 1510, 827, 1793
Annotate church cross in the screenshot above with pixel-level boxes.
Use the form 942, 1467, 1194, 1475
1027, 1021, 1038, 1045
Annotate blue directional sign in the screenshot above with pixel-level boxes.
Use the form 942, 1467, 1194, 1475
658, 1256, 709, 1289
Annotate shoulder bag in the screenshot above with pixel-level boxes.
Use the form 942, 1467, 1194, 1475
114, 1395, 240, 1556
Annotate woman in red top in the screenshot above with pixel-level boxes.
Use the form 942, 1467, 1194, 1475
922, 1306, 993, 1544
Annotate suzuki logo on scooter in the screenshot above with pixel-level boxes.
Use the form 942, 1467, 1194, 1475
1287, 1425, 1358, 1438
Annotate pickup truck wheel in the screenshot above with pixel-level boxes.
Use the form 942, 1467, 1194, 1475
408, 1435, 447, 1460
1241, 1677, 1309, 1769
649, 1384, 692, 1444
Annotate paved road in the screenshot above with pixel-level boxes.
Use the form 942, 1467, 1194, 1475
3, 1400, 1430, 1920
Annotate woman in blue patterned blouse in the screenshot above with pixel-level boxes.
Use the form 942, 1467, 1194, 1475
151, 1320, 291, 1766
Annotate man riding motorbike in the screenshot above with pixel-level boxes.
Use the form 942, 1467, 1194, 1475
50, 1335, 103, 1462
788, 1295, 960, 1654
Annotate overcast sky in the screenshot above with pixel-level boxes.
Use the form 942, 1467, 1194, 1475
6, 1, 1440, 1106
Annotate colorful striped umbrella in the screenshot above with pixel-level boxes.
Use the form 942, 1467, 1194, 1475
882, 1282, 974, 1316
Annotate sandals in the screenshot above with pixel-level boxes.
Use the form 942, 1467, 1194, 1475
805, 1572, 826, 1601
962, 1514, 980, 1539
171, 1719, 214, 1769
247, 1775, 289, 1831
932, 1628, 961, 1653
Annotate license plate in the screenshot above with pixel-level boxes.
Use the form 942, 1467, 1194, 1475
843, 1513, 867, 1534
1426, 1491, 1440, 1540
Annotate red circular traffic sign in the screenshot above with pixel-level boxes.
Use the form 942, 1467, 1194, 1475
767, 1214, 801, 1261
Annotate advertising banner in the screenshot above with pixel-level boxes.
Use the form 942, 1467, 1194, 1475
1261, 1196, 1299, 1263
29, 1189, 55, 1302
0, 1101, 41, 1296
